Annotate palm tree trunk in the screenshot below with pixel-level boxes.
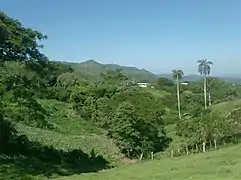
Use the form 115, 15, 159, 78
208, 90, 212, 106
204, 77, 207, 109
176, 77, 181, 119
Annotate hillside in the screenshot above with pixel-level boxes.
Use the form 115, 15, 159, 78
57, 143, 241, 180
0, 99, 122, 179
66, 60, 158, 82
2, 11, 241, 180
28, 99, 122, 160
61, 60, 241, 84
212, 98, 241, 115
15, 123, 121, 161
64, 60, 202, 82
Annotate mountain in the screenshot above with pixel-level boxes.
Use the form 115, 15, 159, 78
59, 60, 241, 84
65, 60, 158, 82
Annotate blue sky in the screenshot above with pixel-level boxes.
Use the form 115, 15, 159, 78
1, 0, 240, 75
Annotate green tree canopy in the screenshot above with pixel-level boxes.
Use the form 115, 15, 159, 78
0, 12, 47, 64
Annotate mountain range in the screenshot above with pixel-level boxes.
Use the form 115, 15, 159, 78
60, 60, 241, 84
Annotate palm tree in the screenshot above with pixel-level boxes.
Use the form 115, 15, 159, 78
172, 69, 184, 119
206, 77, 214, 106
197, 58, 213, 109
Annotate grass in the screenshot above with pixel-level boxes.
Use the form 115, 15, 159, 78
163, 124, 186, 153
145, 88, 175, 116
3, 97, 240, 179
38, 99, 105, 135
146, 88, 171, 98
23, 99, 122, 161
14, 123, 122, 162
212, 98, 241, 115
56, 143, 241, 180
0, 98, 122, 179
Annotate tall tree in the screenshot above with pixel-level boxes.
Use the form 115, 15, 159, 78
206, 77, 214, 106
0, 11, 49, 147
108, 102, 141, 158
0, 12, 48, 64
172, 69, 184, 119
197, 59, 213, 109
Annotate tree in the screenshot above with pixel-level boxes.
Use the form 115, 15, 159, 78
226, 87, 238, 100
156, 77, 174, 92
0, 12, 48, 70
0, 11, 50, 146
176, 110, 226, 152
100, 69, 128, 83
197, 58, 213, 109
172, 69, 184, 119
101, 90, 166, 126
108, 101, 168, 159
57, 72, 79, 88
226, 106, 241, 136
108, 102, 141, 158
206, 77, 214, 106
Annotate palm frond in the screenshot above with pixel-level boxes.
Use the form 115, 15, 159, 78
172, 69, 177, 74
197, 58, 213, 76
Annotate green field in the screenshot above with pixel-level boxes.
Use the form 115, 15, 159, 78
212, 99, 241, 115
57, 144, 241, 180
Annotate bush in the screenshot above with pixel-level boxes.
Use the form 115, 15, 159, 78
108, 102, 169, 159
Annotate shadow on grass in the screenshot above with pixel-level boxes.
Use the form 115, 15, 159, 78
0, 120, 111, 179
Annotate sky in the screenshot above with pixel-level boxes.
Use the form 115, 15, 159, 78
1, 0, 241, 76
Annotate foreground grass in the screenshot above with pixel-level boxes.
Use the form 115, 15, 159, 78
57, 144, 241, 180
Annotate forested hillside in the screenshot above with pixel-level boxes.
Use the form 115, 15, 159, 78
1, 11, 241, 180
61, 60, 241, 84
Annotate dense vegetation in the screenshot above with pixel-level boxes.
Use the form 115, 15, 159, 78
1, 11, 241, 179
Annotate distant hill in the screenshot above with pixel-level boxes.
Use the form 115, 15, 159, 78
59, 60, 241, 84
63, 60, 158, 82
158, 74, 202, 82
220, 76, 241, 84
158, 74, 241, 84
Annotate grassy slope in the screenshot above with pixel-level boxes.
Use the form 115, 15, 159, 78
16, 99, 122, 161
0, 99, 122, 179
57, 144, 241, 180
212, 98, 241, 115
15, 124, 121, 161
38, 99, 105, 136
145, 88, 171, 98
145, 88, 178, 125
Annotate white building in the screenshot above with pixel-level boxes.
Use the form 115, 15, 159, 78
181, 82, 189, 85
137, 82, 149, 88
